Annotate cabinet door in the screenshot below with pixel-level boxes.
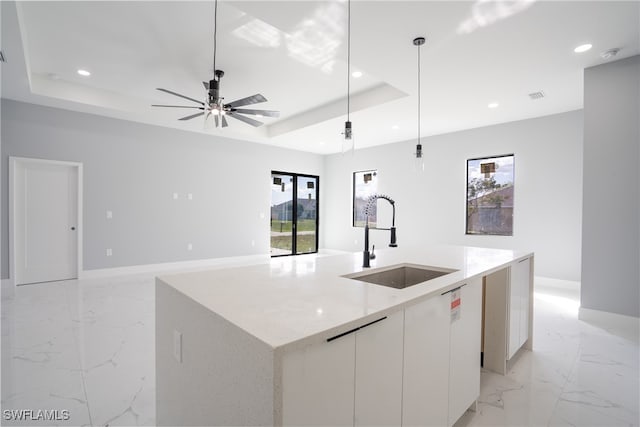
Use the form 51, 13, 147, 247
403, 293, 450, 426
507, 265, 521, 359
282, 334, 355, 426
354, 310, 404, 426
513, 257, 531, 348
448, 278, 482, 426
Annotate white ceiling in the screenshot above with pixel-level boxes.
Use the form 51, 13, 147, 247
2, 1, 639, 154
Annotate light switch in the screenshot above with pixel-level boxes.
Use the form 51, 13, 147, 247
106, 210, 113, 219
106, 248, 113, 257
173, 193, 179, 200
251, 240, 255, 247
259, 212, 265, 219
188, 193, 193, 200
187, 243, 193, 251
173, 330, 182, 363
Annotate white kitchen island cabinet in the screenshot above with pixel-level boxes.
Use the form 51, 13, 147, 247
484, 256, 534, 374
447, 278, 482, 426
156, 246, 533, 426
402, 290, 451, 426
281, 330, 355, 426
509, 256, 531, 359
282, 310, 404, 426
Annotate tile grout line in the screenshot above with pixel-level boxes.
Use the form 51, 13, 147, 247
545, 327, 582, 426
64, 281, 95, 426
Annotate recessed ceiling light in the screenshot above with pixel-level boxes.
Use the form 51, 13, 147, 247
392, 125, 399, 130
488, 102, 499, 109
77, 69, 91, 77
352, 71, 363, 78
574, 43, 592, 53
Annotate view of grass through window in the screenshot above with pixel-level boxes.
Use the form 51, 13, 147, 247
270, 172, 318, 256
466, 155, 514, 235
353, 170, 378, 227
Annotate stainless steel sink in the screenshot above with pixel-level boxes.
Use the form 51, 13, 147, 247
344, 263, 457, 289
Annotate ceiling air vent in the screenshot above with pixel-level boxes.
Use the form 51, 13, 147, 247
528, 91, 545, 100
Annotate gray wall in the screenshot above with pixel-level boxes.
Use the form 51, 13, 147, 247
581, 55, 640, 318
323, 110, 584, 281
1, 99, 323, 277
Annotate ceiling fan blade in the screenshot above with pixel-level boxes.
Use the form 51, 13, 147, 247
226, 94, 267, 108
232, 108, 280, 118
156, 88, 204, 106
179, 112, 205, 121
203, 81, 209, 90
227, 112, 264, 127
151, 105, 204, 109
222, 115, 229, 128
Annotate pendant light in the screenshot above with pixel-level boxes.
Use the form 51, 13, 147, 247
413, 36, 426, 171
342, 0, 354, 154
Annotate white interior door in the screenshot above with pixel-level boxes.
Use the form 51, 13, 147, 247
13, 159, 79, 285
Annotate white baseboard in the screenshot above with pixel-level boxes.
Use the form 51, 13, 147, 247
79, 254, 271, 280
534, 276, 580, 290
579, 307, 640, 342
318, 248, 350, 255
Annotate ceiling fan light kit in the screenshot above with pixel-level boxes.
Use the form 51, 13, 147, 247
151, 0, 279, 129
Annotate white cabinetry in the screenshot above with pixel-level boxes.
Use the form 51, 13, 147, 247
403, 278, 482, 427
508, 257, 531, 359
448, 278, 482, 425
281, 332, 355, 426
403, 292, 450, 426
484, 257, 533, 374
282, 311, 404, 426
355, 311, 404, 426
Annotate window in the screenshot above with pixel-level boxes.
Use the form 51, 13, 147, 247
270, 172, 319, 256
466, 154, 514, 236
353, 170, 377, 227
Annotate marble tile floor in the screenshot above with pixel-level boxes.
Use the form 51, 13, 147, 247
1, 272, 638, 426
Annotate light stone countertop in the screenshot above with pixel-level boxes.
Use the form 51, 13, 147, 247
157, 245, 532, 351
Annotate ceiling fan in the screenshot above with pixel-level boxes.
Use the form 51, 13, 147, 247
152, 70, 279, 128
151, 0, 279, 128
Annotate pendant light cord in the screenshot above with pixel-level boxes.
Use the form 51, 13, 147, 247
417, 42, 421, 146
213, 0, 218, 78
347, 0, 351, 121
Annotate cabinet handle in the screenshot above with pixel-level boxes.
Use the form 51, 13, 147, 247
326, 316, 387, 342
441, 283, 466, 296
518, 258, 528, 263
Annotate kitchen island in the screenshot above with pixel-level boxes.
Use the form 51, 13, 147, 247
156, 246, 533, 426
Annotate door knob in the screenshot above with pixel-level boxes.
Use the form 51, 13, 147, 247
71, 227, 76, 231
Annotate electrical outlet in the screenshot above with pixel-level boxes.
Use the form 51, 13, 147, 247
106, 248, 113, 257
188, 193, 193, 200
187, 243, 193, 251
354, 239, 358, 245
251, 240, 255, 247
173, 330, 182, 363
106, 210, 113, 219
173, 193, 178, 200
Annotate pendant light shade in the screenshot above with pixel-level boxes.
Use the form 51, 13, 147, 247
413, 36, 426, 172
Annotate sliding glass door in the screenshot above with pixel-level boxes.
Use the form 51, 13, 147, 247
270, 172, 319, 256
